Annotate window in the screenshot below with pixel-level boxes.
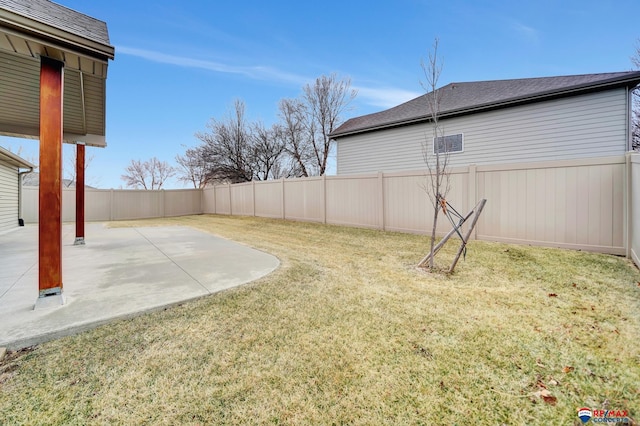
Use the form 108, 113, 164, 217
433, 133, 464, 154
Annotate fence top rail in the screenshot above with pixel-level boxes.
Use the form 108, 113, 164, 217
475, 155, 625, 173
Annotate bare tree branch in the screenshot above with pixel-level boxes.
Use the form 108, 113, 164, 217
64, 145, 95, 188
196, 99, 255, 183
121, 157, 175, 190
420, 37, 452, 269
176, 146, 210, 188
302, 74, 357, 175
278, 98, 313, 177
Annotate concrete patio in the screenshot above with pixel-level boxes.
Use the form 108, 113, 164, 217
0, 223, 279, 350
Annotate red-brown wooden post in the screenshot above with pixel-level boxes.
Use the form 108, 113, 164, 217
74, 142, 86, 245
38, 56, 64, 303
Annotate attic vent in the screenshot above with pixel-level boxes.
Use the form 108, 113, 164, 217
433, 133, 464, 154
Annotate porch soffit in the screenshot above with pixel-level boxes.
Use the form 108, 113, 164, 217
0, 1, 114, 147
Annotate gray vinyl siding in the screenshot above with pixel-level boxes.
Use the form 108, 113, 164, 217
337, 88, 628, 175
0, 161, 19, 233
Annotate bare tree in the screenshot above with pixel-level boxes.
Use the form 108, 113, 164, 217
196, 99, 255, 183
420, 38, 452, 269
176, 146, 210, 188
64, 145, 95, 187
121, 157, 175, 189
278, 98, 313, 177
302, 74, 357, 175
251, 122, 286, 180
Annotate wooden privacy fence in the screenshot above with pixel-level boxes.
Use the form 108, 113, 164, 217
21, 154, 639, 264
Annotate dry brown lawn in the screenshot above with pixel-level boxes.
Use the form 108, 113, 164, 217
1, 214, 639, 425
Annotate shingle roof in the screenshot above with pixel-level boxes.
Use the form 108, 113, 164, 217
0, 0, 110, 47
332, 71, 640, 137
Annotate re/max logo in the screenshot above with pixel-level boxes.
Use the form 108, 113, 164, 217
592, 410, 629, 418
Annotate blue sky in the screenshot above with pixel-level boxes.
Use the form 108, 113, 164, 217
1, 0, 638, 188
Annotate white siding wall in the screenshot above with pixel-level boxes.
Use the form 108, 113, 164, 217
337, 89, 628, 174
0, 161, 18, 233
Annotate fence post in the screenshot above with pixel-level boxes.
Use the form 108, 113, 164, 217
252, 180, 256, 216
322, 174, 327, 224
161, 189, 166, 218
625, 152, 631, 259
281, 178, 286, 219
228, 184, 232, 216
109, 189, 114, 221
468, 164, 477, 240
377, 171, 385, 230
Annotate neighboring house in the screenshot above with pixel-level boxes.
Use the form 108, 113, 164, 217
331, 72, 640, 174
328, 72, 640, 256
22, 172, 95, 189
0, 146, 34, 233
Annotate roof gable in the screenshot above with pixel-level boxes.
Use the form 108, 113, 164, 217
332, 71, 640, 137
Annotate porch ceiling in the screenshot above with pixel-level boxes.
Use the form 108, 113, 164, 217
0, 0, 114, 147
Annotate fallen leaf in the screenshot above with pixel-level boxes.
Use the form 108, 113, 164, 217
562, 366, 574, 373
548, 378, 558, 386
534, 389, 557, 405
548, 293, 558, 297
536, 359, 546, 368
542, 394, 557, 405
572, 283, 577, 288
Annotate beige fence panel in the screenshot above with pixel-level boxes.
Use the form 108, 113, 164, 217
254, 180, 283, 218
284, 176, 324, 222
164, 189, 202, 217
214, 185, 231, 214
22, 187, 38, 223
85, 190, 113, 221
230, 182, 254, 216
325, 174, 381, 229
630, 153, 640, 267
202, 187, 216, 213
476, 157, 626, 254
111, 190, 163, 220
383, 169, 469, 235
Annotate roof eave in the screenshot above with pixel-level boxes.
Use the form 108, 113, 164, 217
0, 9, 114, 60
0, 145, 35, 169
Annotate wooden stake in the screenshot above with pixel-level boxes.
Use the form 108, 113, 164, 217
448, 199, 487, 273
417, 208, 474, 268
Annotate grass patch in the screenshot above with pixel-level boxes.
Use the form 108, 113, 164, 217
1, 214, 639, 425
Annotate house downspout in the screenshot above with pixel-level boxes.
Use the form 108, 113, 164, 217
18, 166, 34, 226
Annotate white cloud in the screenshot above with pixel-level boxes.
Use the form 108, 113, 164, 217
354, 86, 422, 109
510, 21, 539, 43
117, 46, 420, 110
117, 46, 308, 86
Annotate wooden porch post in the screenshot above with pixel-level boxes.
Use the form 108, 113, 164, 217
38, 56, 64, 303
74, 142, 86, 245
